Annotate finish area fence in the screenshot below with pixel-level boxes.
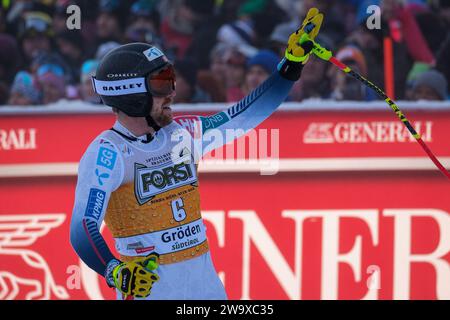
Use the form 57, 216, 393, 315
0, 100, 449, 300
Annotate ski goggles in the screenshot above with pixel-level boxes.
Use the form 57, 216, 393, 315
147, 65, 176, 97
91, 65, 176, 97
37, 64, 65, 77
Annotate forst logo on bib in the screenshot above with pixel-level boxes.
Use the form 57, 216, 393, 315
142, 162, 192, 190
134, 161, 197, 205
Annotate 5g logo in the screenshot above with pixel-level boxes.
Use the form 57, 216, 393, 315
66, 5, 81, 30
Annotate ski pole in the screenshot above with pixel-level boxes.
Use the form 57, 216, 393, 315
301, 24, 450, 180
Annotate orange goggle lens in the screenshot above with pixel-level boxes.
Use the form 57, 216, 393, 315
148, 66, 176, 97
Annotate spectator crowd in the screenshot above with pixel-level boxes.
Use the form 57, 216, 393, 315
0, 0, 449, 107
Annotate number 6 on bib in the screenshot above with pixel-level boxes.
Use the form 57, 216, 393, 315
171, 198, 186, 222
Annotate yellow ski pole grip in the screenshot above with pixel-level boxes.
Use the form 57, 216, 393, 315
303, 23, 333, 61
311, 41, 333, 61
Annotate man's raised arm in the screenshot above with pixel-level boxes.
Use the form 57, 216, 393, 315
175, 8, 324, 156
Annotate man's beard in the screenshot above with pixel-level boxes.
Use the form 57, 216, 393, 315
150, 97, 173, 127
152, 111, 172, 127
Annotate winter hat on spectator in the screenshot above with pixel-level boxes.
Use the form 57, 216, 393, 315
412, 70, 448, 100
131, 0, 157, 15
31, 52, 70, 81
270, 22, 296, 44
246, 50, 279, 74
19, 11, 53, 39
10, 71, 41, 103
81, 60, 99, 83
96, 41, 121, 60
407, 62, 431, 86
130, 0, 161, 27
269, 23, 334, 53
217, 20, 258, 57
36, 64, 66, 94
36, 63, 65, 78
174, 59, 198, 87
99, 0, 122, 13
99, 0, 127, 29
336, 46, 368, 77
238, 0, 269, 16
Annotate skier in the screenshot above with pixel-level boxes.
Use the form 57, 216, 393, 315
70, 8, 324, 300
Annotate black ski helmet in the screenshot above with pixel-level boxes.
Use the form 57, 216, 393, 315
92, 42, 173, 117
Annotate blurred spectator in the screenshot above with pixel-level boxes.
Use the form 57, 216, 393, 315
53, 1, 71, 35
378, 0, 434, 99
30, 52, 72, 85
128, 0, 161, 33
196, 70, 227, 103
236, 0, 287, 49
328, 46, 369, 101
0, 34, 21, 104
273, 0, 302, 21
183, 0, 224, 70
224, 49, 280, 102
427, 1, 450, 93
124, 0, 164, 47
96, 0, 126, 45
161, 0, 216, 59
290, 55, 329, 101
300, 0, 348, 45
190, 42, 231, 103
0, 6, 7, 33
268, 22, 295, 58
222, 47, 248, 102
288, 34, 335, 102
79, 60, 101, 104
173, 59, 212, 103
209, 43, 230, 91
216, 10, 258, 57
411, 70, 448, 101
404, 62, 430, 100
56, 30, 84, 83
1, 0, 449, 106
436, 34, 450, 94
414, 3, 448, 55
214, 0, 246, 24
345, 23, 384, 98
243, 49, 279, 96
35, 64, 67, 104
18, 11, 54, 63
124, 28, 171, 59
8, 71, 41, 106
95, 41, 121, 61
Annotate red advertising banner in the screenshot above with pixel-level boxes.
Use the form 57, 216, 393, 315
0, 102, 449, 300
1, 107, 450, 164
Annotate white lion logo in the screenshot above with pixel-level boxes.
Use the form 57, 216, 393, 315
0, 214, 69, 300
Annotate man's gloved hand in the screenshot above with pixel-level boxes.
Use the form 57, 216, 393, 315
285, 7, 324, 64
105, 253, 160, 299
